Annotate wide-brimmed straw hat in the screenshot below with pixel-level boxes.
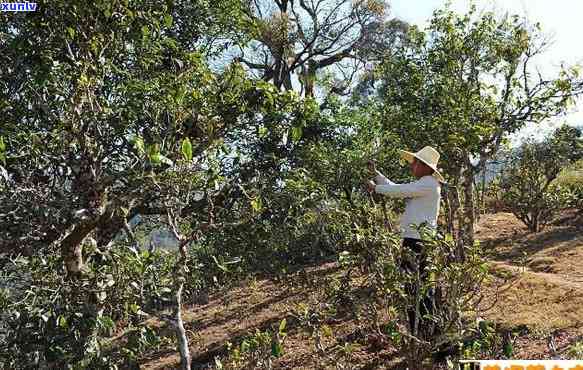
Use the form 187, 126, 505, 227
399, 146, 445, 183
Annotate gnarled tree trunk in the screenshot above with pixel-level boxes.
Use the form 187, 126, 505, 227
60, 221, 97, 276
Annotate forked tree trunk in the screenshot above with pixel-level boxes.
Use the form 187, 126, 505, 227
60, 221, 97, 276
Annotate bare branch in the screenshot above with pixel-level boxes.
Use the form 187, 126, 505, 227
236, 57, 269, 71
166, 207, 182, 242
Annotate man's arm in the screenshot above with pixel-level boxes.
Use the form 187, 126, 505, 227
368, 161, 395, 185
374, 170, 394, 185
375, 179, 432, 198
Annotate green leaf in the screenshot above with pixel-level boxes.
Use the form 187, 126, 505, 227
66, 27, 75, 39
258, 126, 268, 138
0, 136, 5, 163
211, 255, 230, 273
279, 318, 287, 334
102, 4, 112, 18
99, 316, 115, 329
181, 138, 193, 161
175, 85, 186, 104
503, 340, 514, 357
148, 144, 160, 163
129, 303, 140, 314
141, 25, 150, 38
163, 14, 173, 27
58, 315, 67, 328
291, 126, 302, 143
250, 197, 262, 212
149, 153, 160, 164
321, 324, 333, 338
241, 340, 250, 352
271, 341, 283, 357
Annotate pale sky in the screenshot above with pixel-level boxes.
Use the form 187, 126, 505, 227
390, 0, 583, 143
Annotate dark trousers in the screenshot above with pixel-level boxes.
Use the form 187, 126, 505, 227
401, 238, 435, 337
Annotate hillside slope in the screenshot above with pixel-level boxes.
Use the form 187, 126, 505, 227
476, 211, 583, 359
140, 211, 583, 368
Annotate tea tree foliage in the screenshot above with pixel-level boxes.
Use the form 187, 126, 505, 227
0, 0, 582, 368
500, 126, 583, 232
376, 7, 582, 248
0, 0, 314, 270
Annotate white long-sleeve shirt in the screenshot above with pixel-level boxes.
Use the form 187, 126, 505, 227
374, 171, 441, 240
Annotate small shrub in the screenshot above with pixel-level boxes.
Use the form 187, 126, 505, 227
372, 230, 489, 368
500, 141, 563, 232
552, 160, 583, 211
567, 341, 583, 359
216, 319, 287, 370
0, 247, 186, 368
500, 127, 583, 232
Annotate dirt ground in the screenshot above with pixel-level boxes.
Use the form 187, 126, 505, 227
475, 210, 583, 360
139, 210, 583, 369
140, 261, 403, 369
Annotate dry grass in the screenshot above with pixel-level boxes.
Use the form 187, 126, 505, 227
482, 265, 583, 331
476, 211, 583, 359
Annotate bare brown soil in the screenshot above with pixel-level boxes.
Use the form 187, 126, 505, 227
141, 263, 402, 369
138, 210, 583, 368
476, 210, 583, 359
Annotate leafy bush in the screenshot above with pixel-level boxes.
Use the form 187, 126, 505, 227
0, 245, 216, 368
567, 341, 583, 359
215, 319, 287, 370
499, 126, 583, 231
320, 224, 488, 368
552, 160, 583, 211
500, 141, 565, 232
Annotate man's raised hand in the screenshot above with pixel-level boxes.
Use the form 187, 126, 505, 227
366, 180, 376, 193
